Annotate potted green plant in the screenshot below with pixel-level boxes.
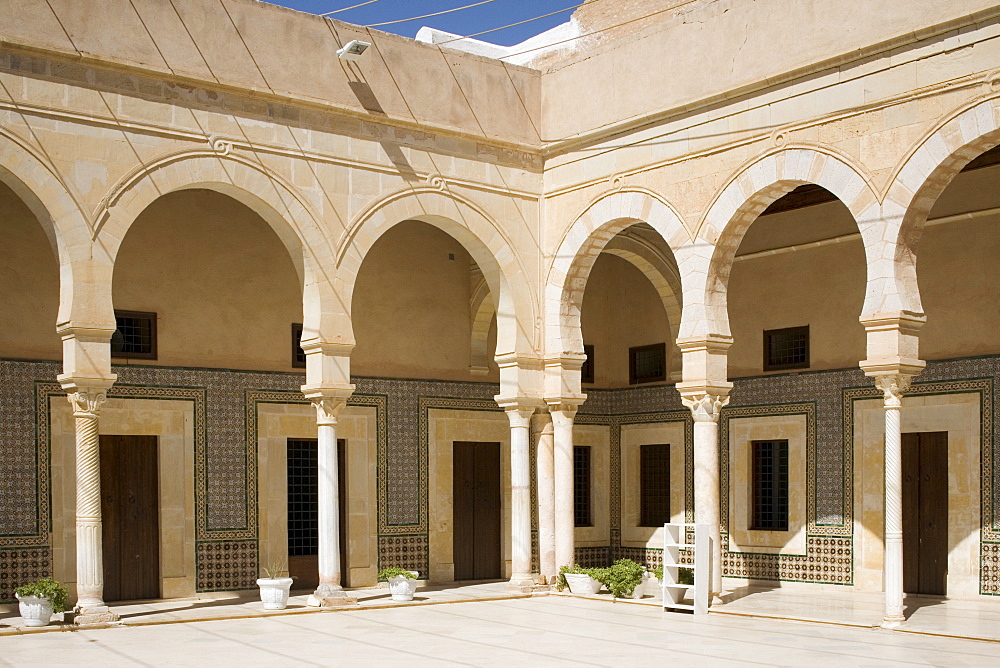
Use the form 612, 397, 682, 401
15, 577, 68, 627
256, 562, 294, 610
378, 567, 418, 601
558, 565, 609, 595
607, 559, 647, 599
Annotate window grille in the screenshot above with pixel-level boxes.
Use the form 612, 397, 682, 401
640, 444, 671, 527
111, 310, 157, 359
573, 445, 592, 527
763, 326, 809, 371
581, 344, 595, 384
292, 323, 306, 368
287, 438, 319, 556
751, 440, 789, 531
629, 343, 666, 384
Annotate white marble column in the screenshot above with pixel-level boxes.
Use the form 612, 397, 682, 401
67, 387, 119, 623
532, 410, 556, 582
681, 392, 729, 598
507, 406, 535, 589
876, 373, 911, 627
550, 404, 577, 570
307, 396, 351, 606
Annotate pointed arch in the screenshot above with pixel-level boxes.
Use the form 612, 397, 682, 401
690, 147, 880, 340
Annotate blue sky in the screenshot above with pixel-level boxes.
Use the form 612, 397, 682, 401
265, 0, 580, 46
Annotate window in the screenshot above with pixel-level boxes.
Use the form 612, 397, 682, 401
573, 445, 592, 527
629, 343, 666, 384
763, 326, 809, 371
110, 310, 157, 360
286, 438, 319, 557
292, 323, 306, 368
640, 444, 671, 527
751, 440, 789, 531
581, 344, 595, 384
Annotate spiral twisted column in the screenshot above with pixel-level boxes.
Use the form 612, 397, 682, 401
67, 389, 116, 619
875, 374, 911, 627
680, 391, 730, 600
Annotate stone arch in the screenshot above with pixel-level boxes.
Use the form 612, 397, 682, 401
339, 187, 537, 361
95, 152, 338, 342
469, 266, 495, 374
692, 147, 880, 340
0, 127, 94, 326
545, 188, 689, 367
883, 97, 1000, 315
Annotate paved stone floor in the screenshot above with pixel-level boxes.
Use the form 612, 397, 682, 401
2, 595, 998, 666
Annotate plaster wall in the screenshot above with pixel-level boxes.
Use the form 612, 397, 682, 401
619, 421, 686, 549
581, 253, 673, 388
573, 423, 611, 549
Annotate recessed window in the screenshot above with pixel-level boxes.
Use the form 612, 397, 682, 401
287, 438, 319, 557
640, 444, 671, 527
763, 326, 809, 371
292, 323, 306, 369
629, 343, 666, 384
111, 310, 157, 360
751, 440, 789, 531
573, 445, 592, 527
581, 344, 595, 384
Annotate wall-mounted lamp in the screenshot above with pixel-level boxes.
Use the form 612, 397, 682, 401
337, 40, 371, 61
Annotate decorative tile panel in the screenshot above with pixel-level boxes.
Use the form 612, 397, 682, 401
196, 540, 258, 591
0, 547, 51, 601
378, 534, 429, 577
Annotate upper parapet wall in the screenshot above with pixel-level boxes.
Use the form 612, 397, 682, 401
542, 0, 1000, 143
0, 0, 542, 148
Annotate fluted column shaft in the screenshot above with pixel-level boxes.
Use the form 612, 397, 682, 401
681, 392, 729, 598
532, 411, 556, 582
876, 374, 910, 627
507, 407, 534, 587
72, 392, 106, 609
550, 405, 577, 570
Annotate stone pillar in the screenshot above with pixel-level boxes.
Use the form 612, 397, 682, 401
507, 406, 535, 589
680, 391, 729, 599
532, 410, 556, 583
305, 392, 354, 606
549, 404, 578, 570
65, 384, 119, 624
875, 373, 912, 627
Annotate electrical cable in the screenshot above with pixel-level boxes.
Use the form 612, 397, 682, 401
436, 2, 584, 45
365, 0, 502, 28
320, 0, 382, 16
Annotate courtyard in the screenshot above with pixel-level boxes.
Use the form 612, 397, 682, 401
2, 595, 998, 666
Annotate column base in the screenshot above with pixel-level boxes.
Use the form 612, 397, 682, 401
307, 583, 356, 607
506, 574, 535, 592
881, 615, 905, 629
72, 604, 120, 625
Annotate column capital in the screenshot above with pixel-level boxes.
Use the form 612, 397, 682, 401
503, 405, 535, 429
302, 386, 355, 425
872, 373, 913, 408
59, 377, 115, 418
679, 388, 731, 423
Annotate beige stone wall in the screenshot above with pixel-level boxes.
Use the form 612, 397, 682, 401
581, 253, 672, 387
854, 393, 981, 598
0, 180, 60, 360
619, 421, 686, 549
573, 423, 611, 548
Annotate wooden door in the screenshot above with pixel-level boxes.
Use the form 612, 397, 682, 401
452, 442, 501, 581
287, 438, 348, 589
902, 431, 948, 596
100, 435, 160, 602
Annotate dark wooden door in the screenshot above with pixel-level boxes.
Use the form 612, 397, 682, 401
100, 435, 160, 602
902, 431, 948, 596
452, 442, 501, 581
287, 438, 348, 589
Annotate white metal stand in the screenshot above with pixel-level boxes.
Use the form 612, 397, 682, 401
662, 522, 709, 615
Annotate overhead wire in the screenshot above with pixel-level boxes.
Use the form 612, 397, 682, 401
436, 2, 584, 45
365, 0, 502, 28
320, 0, 382, 16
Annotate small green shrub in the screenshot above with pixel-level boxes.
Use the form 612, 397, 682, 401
653, 564, 663, 580
15, 578, 68, 613
606, 559, 645, 598
260, 561, 288, 579
653, 565, 694, 585
378, 567, 417, 580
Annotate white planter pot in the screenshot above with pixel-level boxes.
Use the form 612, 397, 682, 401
624, 573, 651, 599
564, 573, 602, 595
388, 574, 418, 602
645, 575, 661, 596
16, 593, 55, 627
256, 577, 294, 610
